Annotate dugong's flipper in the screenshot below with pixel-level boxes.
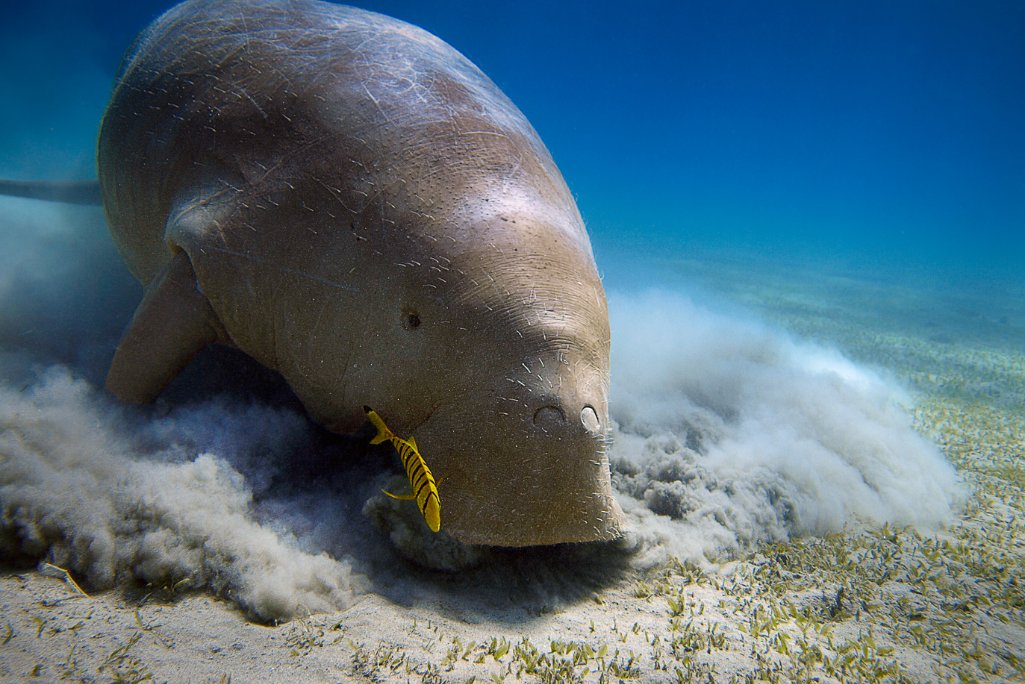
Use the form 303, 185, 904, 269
106, 251, 224, 403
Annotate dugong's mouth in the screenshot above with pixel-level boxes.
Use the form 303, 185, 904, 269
412, 403, 623, 547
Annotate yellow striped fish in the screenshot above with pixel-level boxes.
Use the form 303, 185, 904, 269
363, 406, 441, 533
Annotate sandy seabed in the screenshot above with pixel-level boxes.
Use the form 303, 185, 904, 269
1, 226, 1023, 682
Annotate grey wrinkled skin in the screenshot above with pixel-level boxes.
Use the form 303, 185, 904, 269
99, 0, 623, 546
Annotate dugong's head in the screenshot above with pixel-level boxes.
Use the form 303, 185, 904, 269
349, 197, 623, 546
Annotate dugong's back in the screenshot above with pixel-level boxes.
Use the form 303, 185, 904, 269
100, 0, 584, 284
98, 0, 624, 546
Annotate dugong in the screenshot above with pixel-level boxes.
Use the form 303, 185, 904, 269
96, 0, 623, 546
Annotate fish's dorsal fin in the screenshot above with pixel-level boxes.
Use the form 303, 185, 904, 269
407, 436, 418, 450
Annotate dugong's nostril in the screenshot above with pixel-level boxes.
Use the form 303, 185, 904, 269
580, 405, 601, 433
533, 405, 565, 426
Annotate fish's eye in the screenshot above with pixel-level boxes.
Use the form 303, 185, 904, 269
402, 308, 421, 331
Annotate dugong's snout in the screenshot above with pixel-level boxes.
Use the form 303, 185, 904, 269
418, 384, 623, 547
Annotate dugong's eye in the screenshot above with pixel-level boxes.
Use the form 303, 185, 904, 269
402, 308, 421, 330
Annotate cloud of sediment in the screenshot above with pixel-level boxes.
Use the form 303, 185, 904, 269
0, 368, 361, 622
605, 290, 964, 567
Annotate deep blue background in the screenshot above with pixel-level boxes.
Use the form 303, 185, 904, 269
2, 0, 1023, 280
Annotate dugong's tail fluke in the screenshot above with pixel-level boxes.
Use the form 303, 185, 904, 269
0, 179, 102, 205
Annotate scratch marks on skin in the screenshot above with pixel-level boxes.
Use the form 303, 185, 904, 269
457, 129, 511, 141
362, 81, 391, 124
203, 245, 360, 293
211, 218, 228, 244
313, 177, 358, 215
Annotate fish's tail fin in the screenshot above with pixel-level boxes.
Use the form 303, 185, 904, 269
363, 405, 392, 445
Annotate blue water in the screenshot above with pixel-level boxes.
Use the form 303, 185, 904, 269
2, 0, 1023, 290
